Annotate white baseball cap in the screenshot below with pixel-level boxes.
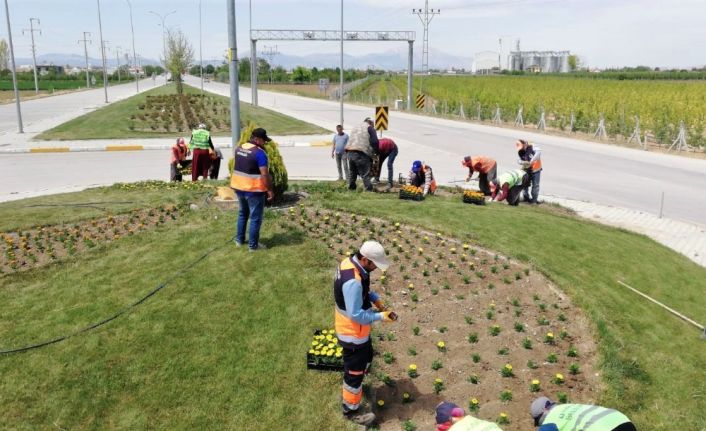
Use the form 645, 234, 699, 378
359, 241, 389, 271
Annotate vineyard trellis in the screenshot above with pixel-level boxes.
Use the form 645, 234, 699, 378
348, 75, 706, 149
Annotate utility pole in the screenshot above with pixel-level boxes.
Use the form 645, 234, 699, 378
115, 46, 121, 83
262, 45, 279, 83
249, 0, 257, 105
4, 0, 23, 133
227, 0, 241, 159
149, 10, 176, 84
125, 0, 139, 92
199, 0, 203, 93
97, 0, 108, 103
23, 17, 41, 94
340, 0, 344, 127
78, 32, 92, 88
412, 0, 440, 93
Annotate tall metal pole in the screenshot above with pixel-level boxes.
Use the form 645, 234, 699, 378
251, 39, 258, 106
79, 32, 91, 88
149, 10, 176, 84
413, 1, 440, 94
249, 0, 257, 105
199, 0, 203, 93
4, 0, 22, 133
23, 18, 41, 94
407, 40, 413, 111
339, 0, 344, 127
227, 0, 241, 158
126, 0, 138, 92
97, 0, 108, 103
115, 46, 121, 83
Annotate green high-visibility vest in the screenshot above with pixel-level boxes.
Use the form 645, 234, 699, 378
449, 416, 503, 431
497, 169, 525, 189
544, 404, 630, 431
190, 129, 211, 150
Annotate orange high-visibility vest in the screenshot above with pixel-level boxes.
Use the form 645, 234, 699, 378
333, 257, 372, 346
471, 156, 496, 174
230, 143, 267, 192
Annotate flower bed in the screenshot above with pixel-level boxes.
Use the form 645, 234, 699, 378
307, 329, 344, 371
462, 190, 486, 205
282, 205, 599, 431
0, 203, 188, 274
399, 185, 424, 201
132, 94, 231, 133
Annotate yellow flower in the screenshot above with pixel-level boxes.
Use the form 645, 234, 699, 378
547, 332, 554, 338
556, 373, 564, 380
311, 341, 318, 346
470, 398, 479, 405
437, 341, 446, 349
403, 392, 410, 399
327, 343, 335, 349
532, 379, 540, 385
463, 244, 470, 249
314, 350, 321, 356
309, 349, 316, 354
500, 413, 508, 418
435, 378, 442, 384
380, 275, 386, 281
504, 364, 513, 371
335, 352, 342, 358
418, 247, 424, 253
321, 329, 328, 335
326, 350, 334, 356
408, 283, 414, 289
409, 364, 417, 371
377, 399, 385, 407
395, 222, 400, 227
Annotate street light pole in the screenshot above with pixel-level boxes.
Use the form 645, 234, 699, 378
227, 0, 241, 159
339, 0, 344, 127
115, 46, 121, 83
199, 0, 203, 93
149, 10, 176, 84
97, 0, 108, 103
126, 0, 139, 92
3, 0, 23, 133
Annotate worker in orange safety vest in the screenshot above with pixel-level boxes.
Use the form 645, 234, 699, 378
462, 156, 497, 196
516, 139, 543, 204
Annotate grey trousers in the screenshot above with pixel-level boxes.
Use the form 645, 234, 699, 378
335, 152, 349, 180
347, 151, 373, 191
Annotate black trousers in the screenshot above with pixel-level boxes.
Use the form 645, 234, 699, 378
347, 151, 373, 191
341, 340, 373, 412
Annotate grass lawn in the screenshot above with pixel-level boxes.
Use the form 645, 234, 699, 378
0, 181, 704, 430
36, 84, 328, 141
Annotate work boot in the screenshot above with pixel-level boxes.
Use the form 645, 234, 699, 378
343, 411, 376, 427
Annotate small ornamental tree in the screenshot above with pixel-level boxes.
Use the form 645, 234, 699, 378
228, 122, 288, 202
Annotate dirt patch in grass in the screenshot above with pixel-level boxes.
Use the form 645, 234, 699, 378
282, 205, 600, 431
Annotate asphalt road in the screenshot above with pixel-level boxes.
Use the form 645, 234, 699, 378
0, 77, 162, 137
1, 75, 704, 227
186, 76, 706, 225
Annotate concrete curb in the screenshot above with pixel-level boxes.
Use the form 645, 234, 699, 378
1, 141, 331, 154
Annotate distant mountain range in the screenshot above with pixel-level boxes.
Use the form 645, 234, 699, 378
16, 49, 472, 71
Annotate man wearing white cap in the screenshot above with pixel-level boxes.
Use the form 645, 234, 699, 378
333, 241, 396, 426
530, 396, 636, 431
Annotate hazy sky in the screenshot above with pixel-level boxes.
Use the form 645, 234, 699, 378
4, 0, 705, 68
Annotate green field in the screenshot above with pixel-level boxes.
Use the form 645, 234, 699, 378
0, 181, 704, 430
348, 75, 706, 147
0, 77, 133, 92
37, 84, 328, 140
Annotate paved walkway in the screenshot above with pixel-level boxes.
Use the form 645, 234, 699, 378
542, 195, 706, 267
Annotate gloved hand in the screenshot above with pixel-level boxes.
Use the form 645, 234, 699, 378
381, 311, 397, 322
373, 299, 386, 311
177, 163, 183, 169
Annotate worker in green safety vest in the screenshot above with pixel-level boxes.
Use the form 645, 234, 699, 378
531, 397, 637, 431
491, 168, 529, 206
435, 402, 504, 431
189, 123, 215, 181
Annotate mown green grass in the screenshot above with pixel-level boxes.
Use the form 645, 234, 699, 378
36, 84, 327, 140
1, 183, 705, 430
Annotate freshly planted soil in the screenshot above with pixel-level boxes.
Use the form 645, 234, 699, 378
284, 205, 600, 431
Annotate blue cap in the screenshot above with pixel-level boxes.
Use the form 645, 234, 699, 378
412, 160, 422, 173
435, 401, 464, 424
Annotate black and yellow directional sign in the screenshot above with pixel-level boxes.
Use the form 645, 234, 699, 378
415, 94, 425, 110
375, 106, 389, 131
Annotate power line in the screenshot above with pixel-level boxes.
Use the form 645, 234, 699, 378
22, 17, 41, 94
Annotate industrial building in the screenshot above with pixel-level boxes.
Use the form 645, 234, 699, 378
508, 50, 570, 73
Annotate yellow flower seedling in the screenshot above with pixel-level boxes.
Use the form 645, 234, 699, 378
377, 399, 385, 407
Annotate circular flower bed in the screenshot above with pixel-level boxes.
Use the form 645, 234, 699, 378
282, 205, 599, 431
